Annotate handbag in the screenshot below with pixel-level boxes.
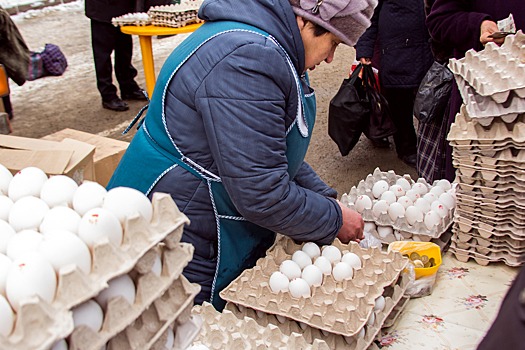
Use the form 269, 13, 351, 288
328, 64, 370, 156
414, 61, 453, 123
40, 43, 68, 76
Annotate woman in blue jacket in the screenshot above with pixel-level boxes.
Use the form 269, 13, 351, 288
109, 0, 376, 309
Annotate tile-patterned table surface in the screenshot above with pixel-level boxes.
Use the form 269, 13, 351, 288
377, 252, 519, 349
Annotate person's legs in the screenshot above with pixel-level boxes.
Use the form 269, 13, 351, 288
114, 29, 145, 100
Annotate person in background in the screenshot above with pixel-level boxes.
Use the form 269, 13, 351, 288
108, 0, 376, 310
355, 0, 434, 168
426, 0, 525, 181
85, 0, 147, 112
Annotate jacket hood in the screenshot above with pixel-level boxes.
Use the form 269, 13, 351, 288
198, 0, 305, 74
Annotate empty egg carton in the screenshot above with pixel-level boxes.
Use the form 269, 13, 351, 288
455, 230, 525, 250
456, 166, 525, 182
220, 236, 408, 338
448, 30, 525, 103
453, 147, 525, 168
455, 191, 525, 211
455, 214, 525, 240
111, 13, 151, 27
148, 1, 203, 28
449, 240, 525, 267
452, 226, 525, 255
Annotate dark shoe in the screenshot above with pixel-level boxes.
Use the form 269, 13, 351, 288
102, 98, 129, 112
370, 137, 390, 148
121, 89, 148, 101
399, 153, 417, 168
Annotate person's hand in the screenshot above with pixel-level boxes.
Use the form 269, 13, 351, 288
336, 200, 364, 243
480, 20, 505, 46
359, 57, 372, 65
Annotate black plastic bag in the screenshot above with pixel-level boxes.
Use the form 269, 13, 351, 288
414, 61, 453, 123
328, 64, 370, 156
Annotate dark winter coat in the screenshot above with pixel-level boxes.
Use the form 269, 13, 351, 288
85, 0, 135, 23
0, 7, 29, 86
355, 0, 434, 88
149, 0, 341, 290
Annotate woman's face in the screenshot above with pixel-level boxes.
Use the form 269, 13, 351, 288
297, 17, 341, 73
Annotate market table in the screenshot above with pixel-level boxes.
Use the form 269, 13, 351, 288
120, 23, 203, 97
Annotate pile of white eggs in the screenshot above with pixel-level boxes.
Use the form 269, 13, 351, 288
354, 178, 456, 230
0, 165, 154, 339
269, 243, 362, 298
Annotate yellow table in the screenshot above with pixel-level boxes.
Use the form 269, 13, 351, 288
121, 23, 203, 97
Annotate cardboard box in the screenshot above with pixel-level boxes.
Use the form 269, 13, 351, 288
0, 134, 96, 184
42, 128, 129, 187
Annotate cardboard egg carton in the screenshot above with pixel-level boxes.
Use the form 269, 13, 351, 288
455, 215, 525, 240
456, 201, 524, 223
456, 206, 525, 228
452, 225, 525, 255
453, 147, 525, 168
220, 236, 408, 338
454, 229, 525, 250
192, 302, 331, 350
448, 30, 525, 103
69, 243, 194, 350
455, 186, 525, 207
107, 274, 200, 350
456, 198, 523, 220
148, 1, 203, 28
456, 191, 525, 212
224, 272, 409, 350
111, 13, 151, 27
449, 240, 524, 267
456, 174, 525, 190
457, 181, 525, 198
341, 168, 454, 239
456, 165, 525, 182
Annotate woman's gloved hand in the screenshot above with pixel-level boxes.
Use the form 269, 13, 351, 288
336, 200, 364, 243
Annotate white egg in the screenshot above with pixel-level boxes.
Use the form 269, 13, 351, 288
358, 327, 365, 338
0, 195, 13, 221
8, 196, 49, 232
367, 311, 375, 326
96, 274, 136, 310
6, 254, 57, 312
103, 187, 153, 224
0, 220, 15, 254
0, 294, 14, 337
321, 245, 342, 264
39, 230, 92, 274
166, 326, 174, 350
387, 202, 405, 221
341, 252, 362, 269
354, 195, 373, 213
301, 242, 321, 259
377, 226, 393, 238
422, 192, 437, 204
374, 295, 385, 312
389, 184, 405, 198
291, 250, 312, 270
40, 175, 79, 208
269, 271, 289, 293
395, 178, 412, 192
372, 200, 389, 218
414, 198, 431, 213
279, 260, 302, 280
380, 191, 396, 205
0, 253, 12, 296
332, 262, 353, 281
78, 208, 123, 248
0, 164, 13, 196
8, 167, 48, 202
313, 256, 332, 275
396, 195, 413, 209
411, 182, 428, 196
73, 181, 107, 216
430, 200, 449, 218
50, 339, 68, 350
372, 180, 389, 199
436, 179, 452, 191
6, 230, 43, 260
363, 222, 376, 233
405, 206, 424, 226
288, 278, 311, 298
424, 210, 441, 230
151, 253, 162, 277
439, 192, 456, 210
72, 299, 104, 332
301, 264, 323, 286
40, 206, 81, 234
429, 186, 444, 197
404, 189, 420, 202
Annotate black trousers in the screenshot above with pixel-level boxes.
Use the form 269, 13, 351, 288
90, 19, 140, 101
380, 86, 418, 157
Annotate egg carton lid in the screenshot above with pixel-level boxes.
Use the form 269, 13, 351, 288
341, 168, 454, 239
455, 230, 525, 249
220, 236, 408, 338
452, 226, 525, 255
448, 30, 525, 102
455, 213, 525, 240
111, 13, 151, 27
0, 296, 73, 350
455, 75, 525, 122
108, 273, 200, 350
150, 18, 203, 29
449, 241, 525, 267
69, 243, 194, 350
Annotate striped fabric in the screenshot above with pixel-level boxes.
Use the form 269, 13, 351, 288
416, 111, 448, 183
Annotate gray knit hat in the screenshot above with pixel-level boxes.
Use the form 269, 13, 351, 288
289, 0, 378, 46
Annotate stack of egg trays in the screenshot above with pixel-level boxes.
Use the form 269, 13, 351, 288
191, 302, 333, 349
148, 1, 203, 28
111, 13, 151, 27
220, 236, 409, 350
340, 167, 454, 241
0, 192, 189, 350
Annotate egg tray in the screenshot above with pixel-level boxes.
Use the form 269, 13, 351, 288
340, 168, 454, 239
148, 2, 202, 28
453, 147, 525, 168
457, 181, 525, 198
455, 229, 525, 250
107, 274, 200, 350
448, 30, 525, 103
453, 158, 525, 173
150, 18, 204, 28
456, 197, 525, 219
455, 185, 525, 207
68, 242, 194, 350
449, 241, 524, 267
111, 13, 151, 27
456, 202, 524, 224
191, 302, 332, 350
456, 165, 525, 183
455, 214, 525, 240
366, 223, 432, 244
151, 313, 202, 350
453, 146, 523, 159
220, 235, 408, 338
456, 174, 525, 190
224, 272, 409, 350
456, 207, 525, 228
452, 226, 525, 255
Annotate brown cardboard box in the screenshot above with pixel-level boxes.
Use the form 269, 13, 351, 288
42, 128, 129, 187
0, 134, 96, 184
